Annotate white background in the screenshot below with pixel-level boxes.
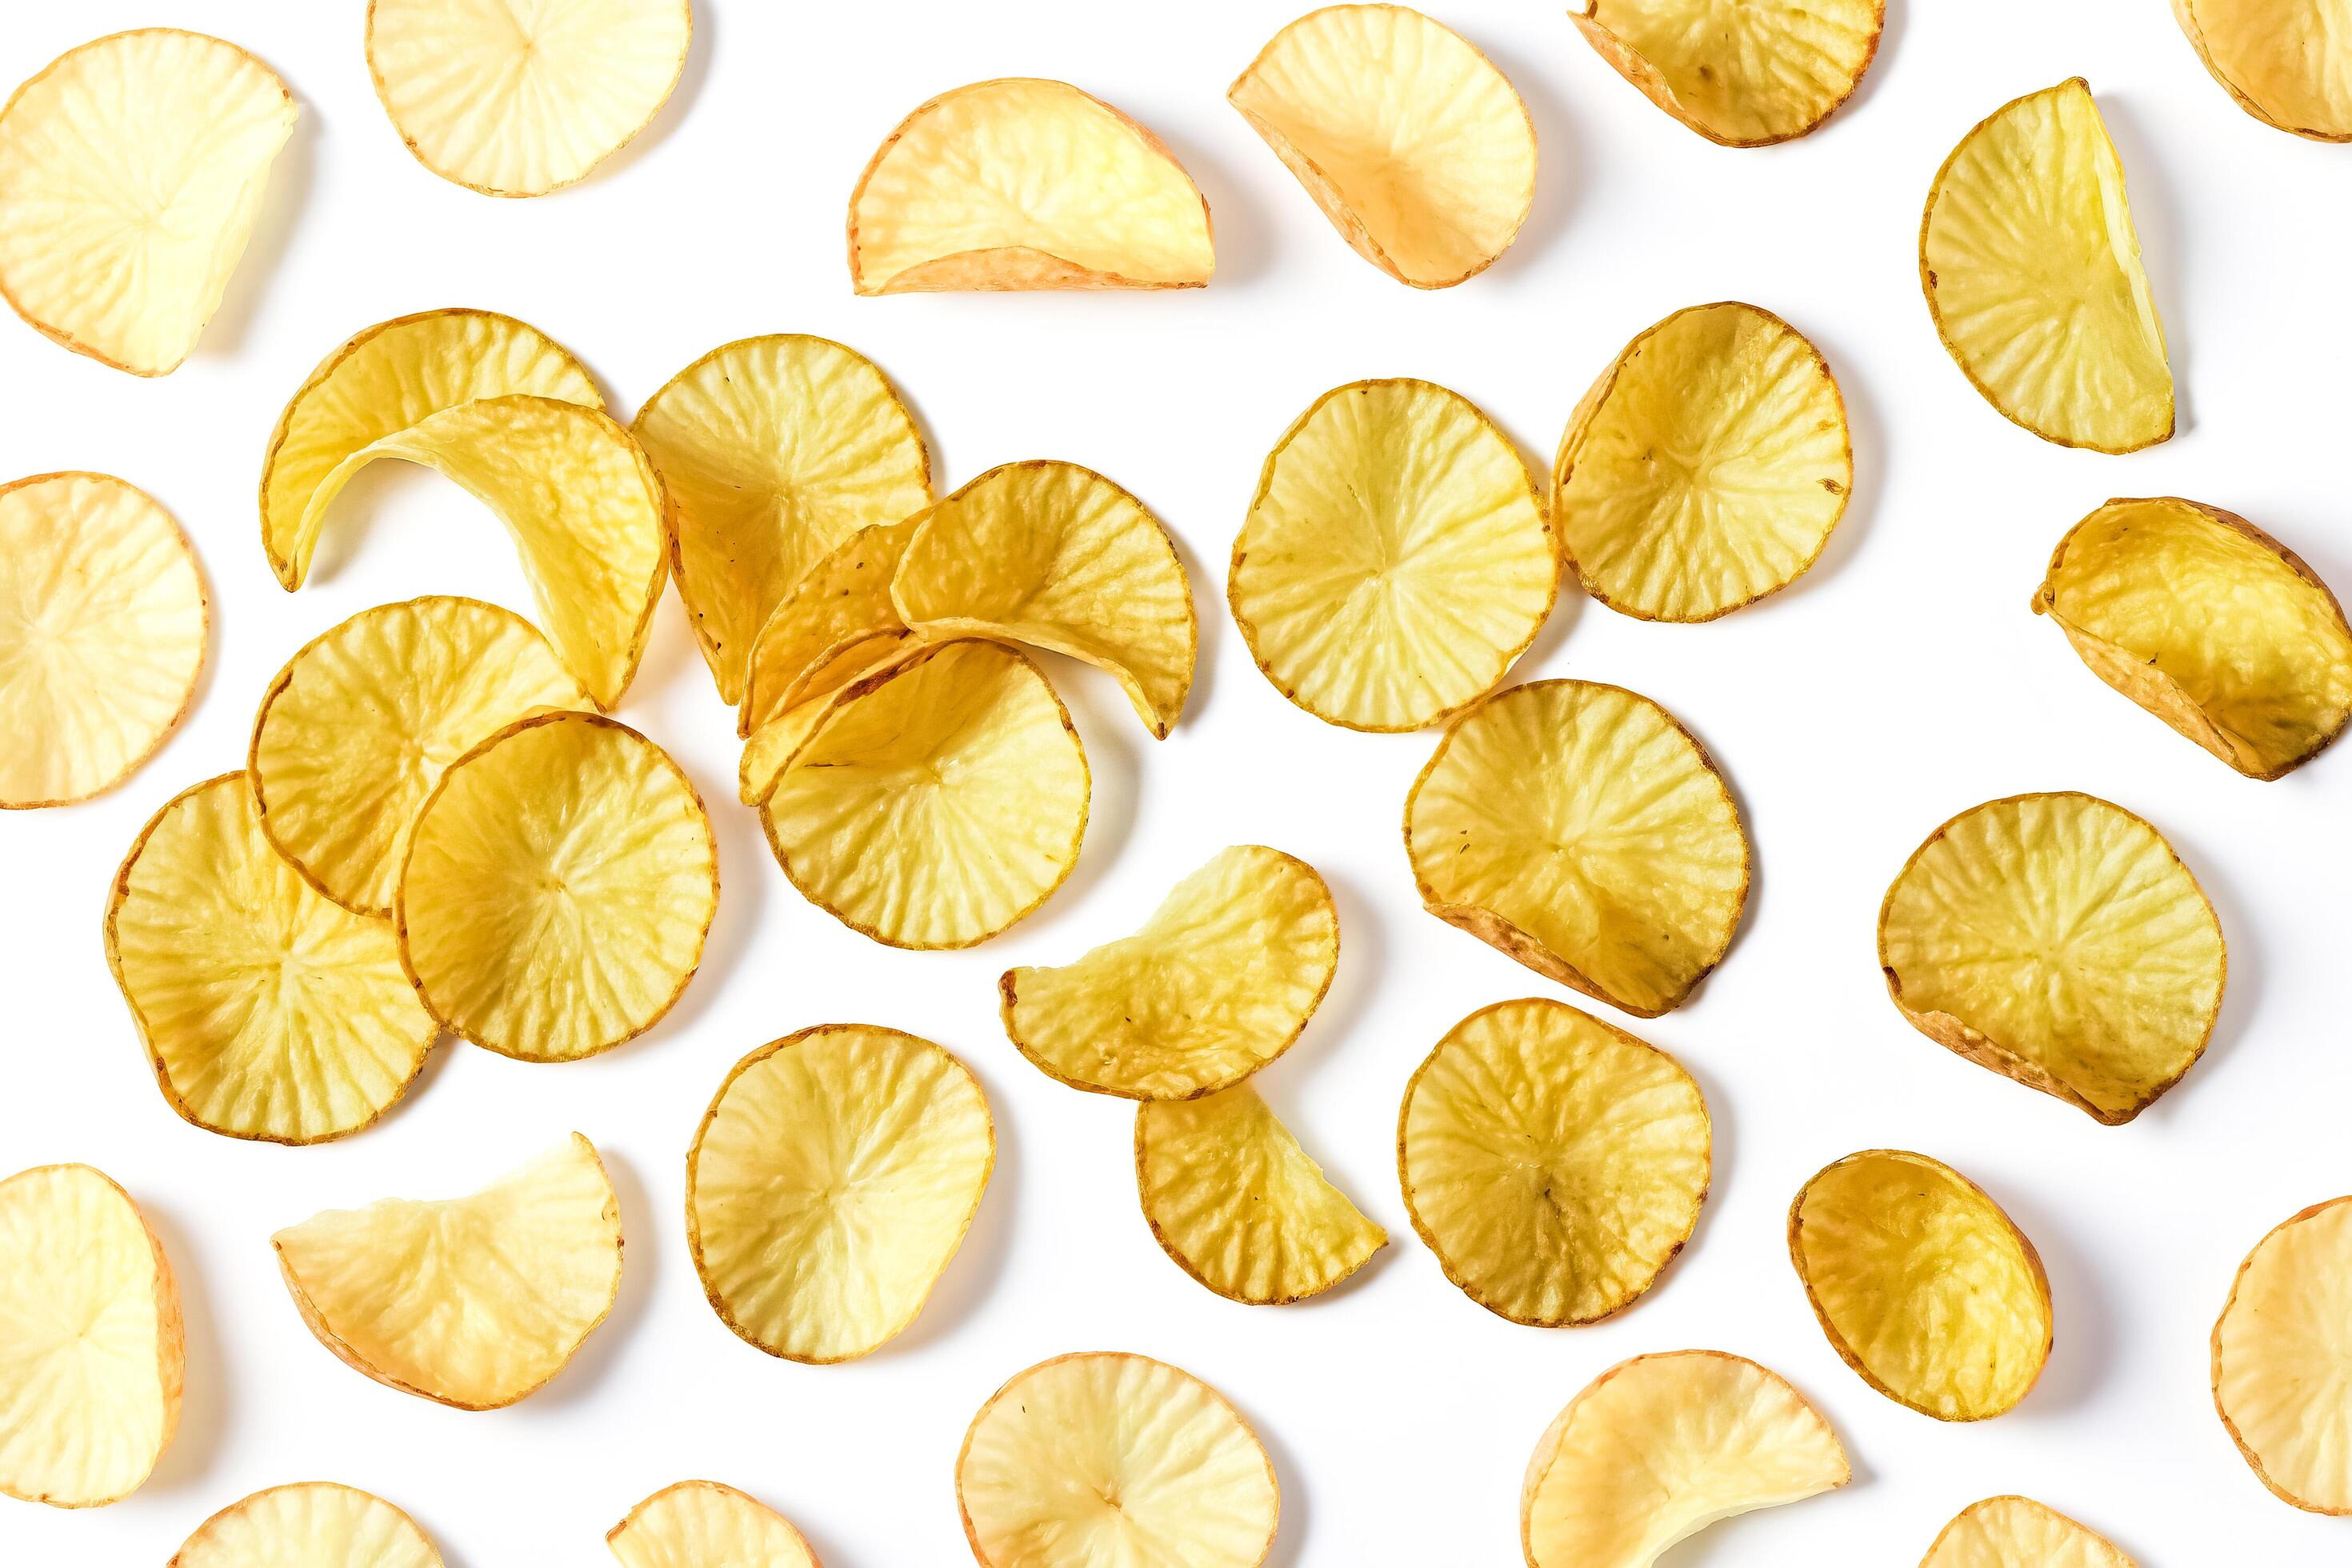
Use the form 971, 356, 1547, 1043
5, 2, 2350, 1562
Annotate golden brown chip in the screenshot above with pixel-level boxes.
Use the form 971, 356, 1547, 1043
608, 1481, 820, 1568
170, 1482, 442, 1567
2214, 1194, 2352, 1513
739, 516, 925, 738
2174, 0, 2352, 140
1570, 0, 1884, 146
1922, 1495, 2134, 1567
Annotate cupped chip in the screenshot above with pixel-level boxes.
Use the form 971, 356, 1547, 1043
106, 774, 439, 1144
609, 1480, 821, 1568
0, 1165, 181, 1508
1921, 79, 2171, 453
0, 30, 294, 374
2034, 498, 2352, 780
1570, 0, 1885, 146
849, 78, 1214, 293
1878, 792, 2225, 1124
1229, 6, 1536, 288
1555, 302, 1850, 622
2214, 1194, 2352, 1512
738, 645, 914, 810
0, 473, 206, 808
1230, 378, 1558, 731
687, 1025, 994, 1363
1921, 1495, 2134, 1567
1405, 680, 1749, 1017
1002, 845, 1338, 1100
2175, 0, 2352, 140
739, 517, 925, 740
273, 1134, 621, 1410
957, 1352, 1279, 1568
1790, 1150, 2051, 1422
170, 1482, 442, 1567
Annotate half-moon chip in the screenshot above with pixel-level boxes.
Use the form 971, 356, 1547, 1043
1922, 1495, 2134, 1567
609, 1481, 820, 1568
170, 1482, 442, 1568
1569, 0, 1884, 146
2214, 1194, 2352, 1513
739, 518, 924, 739
2175, 0, 2352, 140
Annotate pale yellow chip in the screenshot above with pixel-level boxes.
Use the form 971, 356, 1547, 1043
1522, 1350, 1848, 1568
1556, 302, 1850, 622
1002, 846, 1338, 1099
739, 516, 925, 738
1570, 0, 1884, 146
0, 473, 206, 808
1922, 1495, 2134, 1567
170, 1482, 442, 1568
738, 644, 911, 809
688, 1025, 994, 1364
2214, 1194, 2352, 1513
609, 1481, 820, 1568
1230, 378, 1558, 731
894, 461, 1197, 738
366, 0, 691, 197
1878, 792, 2226, 1124
2034, 497, 2352, 780
107, 774, 439, 1144
957, 1352, 1279, 1568
1790, 1150, 2051, 1422
1922, 78, 2171, 453
634, 335, 933, 702
1229, 6, 1535, 288
850, 78, 1214, 293
1406, 680, 1749, 1017
0, 30, 294, 374
0, 1165, 180, 1508
2175, 0, 2352, 140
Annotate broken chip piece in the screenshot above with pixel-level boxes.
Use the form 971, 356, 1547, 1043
2214, 1194, 2352, 1513
1569, 0, 1884, 146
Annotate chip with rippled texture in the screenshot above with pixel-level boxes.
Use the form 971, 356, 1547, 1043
608, 1481, 821, 1568
1921, 1495, 2134, 1567
2214, 1194, 2352, 1514
1570, 0, 1883, 146
171, 1482, 443, 1568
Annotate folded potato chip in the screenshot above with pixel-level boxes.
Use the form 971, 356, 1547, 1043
1878, 792, 2225, 1123
2214, 1194, 2352, 1513
1922, 1495, 2134, 1567
739, 518, 926, 738
1570, 0, 1884, 145
1231, 378, 1558, 730
1922, 79, 2171, 453
738, 662, 896, 810
1, 472, 206, 808
2034, 498, 2352, 780
0, 30, 294, 374
851, 78, 1214, 293
2175, 0, 2352, 139
171, 1482, 442, 1567
1230, 6, 1535, 287
609, 1481, 819, 1568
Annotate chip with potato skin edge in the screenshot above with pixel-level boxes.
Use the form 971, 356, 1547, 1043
1568, 0, 1885, 148
2172, 0, 2352, 142
606, 1479, 821, 1568
2211, 1193, 2352, 1515
1919, 1494, 2134, 1567
168, 1482, 443, 1567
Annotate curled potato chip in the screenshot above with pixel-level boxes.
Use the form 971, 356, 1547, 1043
1406, 680, 1748, 1017
1, 473, 206, 808
1002, 846, 1338, 1099
2175, 0, 2352, 140
1570, 0, 1883, 146
1790, 1150, 2051, 1422
738, 652, 909, 810
850, 78, 1214, 293
957, 1352, 1279, 1568
1878, 792, 2225, 1124
1230, 378, 1557, 730
0, 30, 293, 374
2034, 498, 2352, 780
1922, 79, 2171, 453
2214, 1194, 2352, 1513
171, 1482, 442, 1568
1522, 1350, 1848, 1568
739, 518, 925, 738
1229, 6, 1535, 288
0, 1165, 180, 1508
1922, 1495, 2134, 1567
609, 1481, 819, 1568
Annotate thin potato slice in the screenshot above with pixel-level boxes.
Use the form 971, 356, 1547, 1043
170, 1482, 442, 1567
850, 79, 1214, 294
1570, 0, 1884, 146
957, 1352, 1279, 1568
1230, 379, 1557, 730
738, 516, 925, 738
738, 652, 908, 810
1922, 1495, 2134, 1567
687, 1025, 994, 1363
2214, 1195, 2352, 1513
609, 1481, 820, 1568
2175, 0, 2352, 140
1878, 793, 2225, 1124
1228, 6, 1535, 287
1922, 79, 2171, 453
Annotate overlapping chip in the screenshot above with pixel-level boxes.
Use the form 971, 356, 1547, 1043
2214, 1194, 2352, 1513
170, 1482, 442, 1567
1569, 0, 1884, 146
1922, 1495, 2134, 1567
2175, 0, 2352, 140
609, 1481, 820, 1568
739, 517, 924, 741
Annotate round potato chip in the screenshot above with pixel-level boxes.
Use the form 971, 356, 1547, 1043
2175, 0, 2352, 140
1878, 792, 2225, 1124
2214, 1194, 2352, 1513
1555, 302, 1850, 622
1230, 379, 1557, 731
0, 30, 294, 374
1922, 1495, 2134, 1567
1, 473, 206, 808
740, 516, 926, 738
608, 1481, 819, 1568
1406, 680, 1748, 1017
171, 1482, 442, 1568
957, 1352, 1279, 1568
1229, 6, 1535, 288
1570, 0, 1884, 146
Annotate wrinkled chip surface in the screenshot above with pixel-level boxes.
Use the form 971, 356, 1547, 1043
2175, 0, 2352, 140
740, 517, 923, 738
609, 1481, 819, 1568
1570, 0, 1884, 145
1922, 1495, 2134, 1567
1230, 379, 1556, 730
738, 646, 910, 809
170, 1482, 442, 1567
2214, 1195, 2352, 1513
1878, 792, 2225, 1123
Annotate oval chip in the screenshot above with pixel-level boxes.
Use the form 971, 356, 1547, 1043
2214, 1195, 2352, 1513
171, 1482, 442, 1568
609, 1481, 820, 1568
1570, 0, 1884, 146
2176, 0, 2352, 140
1922, 1495, 2134, 1567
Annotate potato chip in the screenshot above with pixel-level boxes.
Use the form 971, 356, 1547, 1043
397, 711, 716, 1062
0, 1165, 180, 1508
1569, 0, 1884, 146
1522, 1351, 1848, 1568
687, 1025, 993, 1363
0, 473, 206, 808
1790, 1150, 2051, 1422
1922, 1495, 2134, 1567
274, 1134, 620, 1410
1399, 998, 1708, 1326
850, 78, 1214, 293
2214, 1194, 2352, 1513
957, 1352, 1279, 1568
738, 666, 890, 810
1555, 302, 1850, 622
609, 1481, 819, 1568
1002, 846, 1338, 1099
1922, 79, 2171, 453
2175, 0, 2352, 140
366, 0, 691, 197
1230, 378, 1557, 731
0, 30, 294, 374
760, 641, 1088, 948
739, 517, 925, 738
2034, 498, 2352, 780
1878, 792, 2225, 1124
1406, 680, 1748, 1016
170, 1482, 442, 1568
633, 335, 932, 702
107, 774, 438, 1144
1229, 6, 1535, 288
